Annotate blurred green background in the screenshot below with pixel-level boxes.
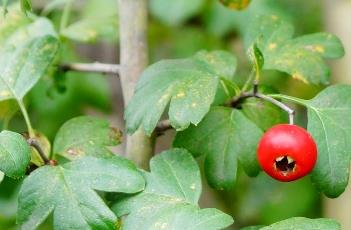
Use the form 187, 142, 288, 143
1, 0, 350, 229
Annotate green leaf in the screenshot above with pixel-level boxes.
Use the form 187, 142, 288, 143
126, 50, 238, 135
241, 98, 285, 131
61, 17, 118, 43
17, 155, 145, 230
0, 171, 3, 183
245, 15, 344, 84
0, 16, 56, 47
61, 0, 119, 44
306, 85, 351, 197
219, 0, 251, 10
0, 35, 59, 102
20, 0, 32, 14
150, 0, 205, 26
272, 85, 351, 197
213, 78, 239, 106
112, 148, 234, 230
0, 100, 18, 124
204, 0, 289, 38
0, 130, 31, 178
174, 107, 262, 190
41, 0, 68, 15
248, 43, 264, 71
53, 116, 122, 161
0, 13, 59, 120
259, 217, 340, 230
241, 86, 286, 131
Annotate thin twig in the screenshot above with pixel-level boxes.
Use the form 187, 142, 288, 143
155, 120, 172, 136
60, 62, 120, 75
231, 92, 295, 124
27, 139, 50, 165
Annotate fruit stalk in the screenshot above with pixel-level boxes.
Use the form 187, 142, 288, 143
231, 91, 295, 124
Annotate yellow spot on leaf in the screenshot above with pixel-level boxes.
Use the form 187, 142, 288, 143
176, 91, 185, 98
292, 72, 308, 84
190, 183, 196, 190
191, 102, 197, 107
314, 45, 325, 53
0, 90, 11, 97
268, 43, 277, 50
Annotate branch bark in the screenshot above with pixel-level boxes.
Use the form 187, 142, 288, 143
118, 0, 154, 169
27, 138, 50, 165
61, 62, 120, 75
155, 120, 172, 136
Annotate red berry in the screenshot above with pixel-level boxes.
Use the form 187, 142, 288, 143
257, 124, 317, 182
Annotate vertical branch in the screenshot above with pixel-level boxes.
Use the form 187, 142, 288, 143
118, 0, 154, 169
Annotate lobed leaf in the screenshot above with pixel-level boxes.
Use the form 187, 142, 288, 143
306, 85, 351, 197
17, 156, 145, 230
0, 35, 59, 101
125, 50, 238, 135
244, 15, 344, 84
0, 10, 59, 123
113, 148, 233, 230
174, 107, 262, 190
53, 116, 122, 161
61, 17, 118, 43
272, 85, 351, 197
205, 0, 289, 38
61, 0, 119, 44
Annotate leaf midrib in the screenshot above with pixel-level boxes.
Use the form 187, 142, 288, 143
311, 108, 334, 184
160, 154, 191, 203
189, 212, 226, 230
310, 104, 350, 186
0, 74, 20, 101
0, 143, 19, 174
58, 167, 90, 227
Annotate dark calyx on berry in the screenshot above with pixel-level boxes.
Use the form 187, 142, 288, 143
275, 156, 295, 173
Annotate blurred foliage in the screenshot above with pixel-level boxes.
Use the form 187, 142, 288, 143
0, 0, 331, 229
149, 0, 205, 26
236, 173, 320, 226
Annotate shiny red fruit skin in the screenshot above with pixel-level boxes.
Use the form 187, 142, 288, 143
257, 124, 317, 182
